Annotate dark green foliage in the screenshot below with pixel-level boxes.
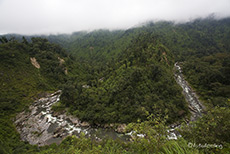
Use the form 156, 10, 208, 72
0, 17, 230, 153
182, 53, 230, 107
61, 33, 188, 125
137, 18, 230, 62
0, 36, 9, 43
0, 38, 72, 153
180, 104, 230, 153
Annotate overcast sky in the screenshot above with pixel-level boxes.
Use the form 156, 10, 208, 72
0, 0, 230, 35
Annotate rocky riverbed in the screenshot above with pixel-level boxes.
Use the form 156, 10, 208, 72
14, 62, 205, 146
14, 90, 130, 146
165, 62, 206, 140
174, 62, 205, 121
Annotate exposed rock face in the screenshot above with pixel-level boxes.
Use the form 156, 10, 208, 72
15, 90, 90, 146
81, 122, 90, 127
82, 85, 90, 88
116, 124, 127, 133
57, 57, 68, 74
15, 91, 60, 146
30, 57, 40, 69
58, 57, 65, 65
14, 63, 206, 146
64, 68, 68, 75
15, 90, 128, 146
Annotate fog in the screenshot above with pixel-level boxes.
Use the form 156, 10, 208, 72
0, 0, 230, 35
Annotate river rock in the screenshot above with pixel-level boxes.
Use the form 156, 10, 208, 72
81, 122, 90, 127
14, 90, 129, 146
53, 133, 60, 138
116, 124, 126, 133
103, 124, 110, 128
68, 116, 80, 124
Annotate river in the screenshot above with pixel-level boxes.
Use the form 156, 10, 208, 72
174, 62, 205, 121
166, 62, 205, 140
15, 62, 204, 146
15, 90, 130, 146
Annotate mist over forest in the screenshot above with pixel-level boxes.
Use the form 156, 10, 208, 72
1, 0, 230, 153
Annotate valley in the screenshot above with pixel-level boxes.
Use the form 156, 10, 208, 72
0, 17, 230, 153
14, 62, 203, 145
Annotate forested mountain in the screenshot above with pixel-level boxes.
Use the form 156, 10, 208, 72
60, 32, 188, 125
58, 17, 230, 108
0, 37, 74, 115
0, 37, 74, 153
0, 17, 230, 153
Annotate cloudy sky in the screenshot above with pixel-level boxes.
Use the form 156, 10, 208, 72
0, 0, 230, 35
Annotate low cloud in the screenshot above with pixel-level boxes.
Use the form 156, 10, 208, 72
0, 0, 230, 34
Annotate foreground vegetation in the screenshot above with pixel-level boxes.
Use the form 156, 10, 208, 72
0, 17, 230, 153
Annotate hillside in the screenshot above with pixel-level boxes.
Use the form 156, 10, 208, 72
60, 32, 189, 125
0, 17, 230, 153
0, 37, 73, 153
59, 17, 230, 108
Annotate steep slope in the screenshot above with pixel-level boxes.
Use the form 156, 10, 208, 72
142, 18, 230, 107
1, 17, 230, 153
60, 33, 189, 125
62, 17, 230, 108
0, 37, 73, 153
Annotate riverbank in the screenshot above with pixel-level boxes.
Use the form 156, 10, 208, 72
14, 62, 205, 146
174, 62, 205, 121
14, 90, 130, 146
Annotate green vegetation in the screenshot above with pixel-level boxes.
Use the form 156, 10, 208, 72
61, 32, 188, 125
0, 37, 72, 116
180, 104, 230, 153
38, 114, 200, 154
182, 53, 230, 107
0, 17, 230, 153
0, 37, 72, 153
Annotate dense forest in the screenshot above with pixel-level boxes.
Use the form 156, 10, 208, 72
60, 32, 189, 125
0, 37, 76, 153
0, 17, 230, 153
